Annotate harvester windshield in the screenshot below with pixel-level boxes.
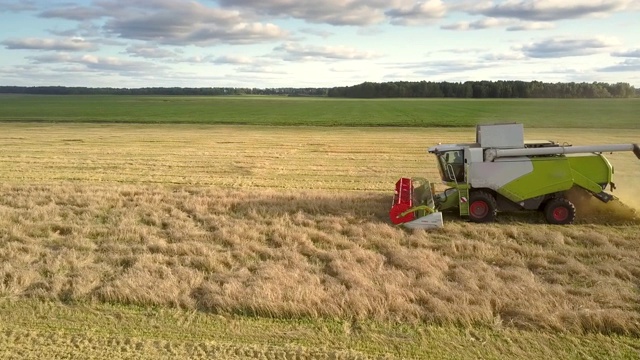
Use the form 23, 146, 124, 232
436, 150, 464, 183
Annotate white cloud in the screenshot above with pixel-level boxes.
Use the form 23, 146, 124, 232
126, 45, 177, 59
2, 37, 97, 51
386, 0, 447, 25
1, 0, 639, 87
274, 42, 383, 61
482, 52, 526, 61
36, 0, 290, 46
519, 36, 620, 58
212, 55, 256, 65
298, 28, 334, 38
612, 48, 640, 57
236, 65, 287, 74
218, 0, 388, 26
39, 5, 104, 20
105, 5, 289, 45
28, 52, 158, 73
464, 0, 633, 21
390, 59, 494, 74
0, 0, 36, 12
599, 59, 640, 72
441, 17, 512, 30
506, 21, 555, 31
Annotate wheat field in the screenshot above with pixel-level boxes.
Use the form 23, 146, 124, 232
1, 123, 640, 358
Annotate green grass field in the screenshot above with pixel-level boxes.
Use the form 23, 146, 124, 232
1, 98, 640, 359
0, 95, 639, 128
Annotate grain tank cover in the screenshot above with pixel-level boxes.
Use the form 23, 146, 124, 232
476, 123, 524, 149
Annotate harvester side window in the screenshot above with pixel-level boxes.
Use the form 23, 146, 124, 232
438, 150, 465, 183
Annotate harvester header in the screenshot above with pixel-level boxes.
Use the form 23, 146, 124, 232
390, 123, 639, 229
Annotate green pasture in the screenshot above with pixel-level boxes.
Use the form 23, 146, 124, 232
0, 95, 638, 128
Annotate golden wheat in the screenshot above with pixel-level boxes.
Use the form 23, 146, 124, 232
1, 124, 640, 338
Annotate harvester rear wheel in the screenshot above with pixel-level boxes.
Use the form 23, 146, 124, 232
468, 191, 497, 223
544, 198, 576, 225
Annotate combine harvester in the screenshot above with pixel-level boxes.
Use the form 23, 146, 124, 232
390, 123, 640, 229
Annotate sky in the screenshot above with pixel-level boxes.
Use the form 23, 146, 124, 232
0, 0, 639, 88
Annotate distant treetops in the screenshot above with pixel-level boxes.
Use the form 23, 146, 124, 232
1, 80, 636, 99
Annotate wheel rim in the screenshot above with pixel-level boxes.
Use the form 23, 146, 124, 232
552, 207, 568, 221
470, 201, 489, 218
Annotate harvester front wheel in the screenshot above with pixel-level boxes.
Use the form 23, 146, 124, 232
468, 191, 497, 223
544, 198, 576, 225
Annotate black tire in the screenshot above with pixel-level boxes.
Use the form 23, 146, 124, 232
468, 191, 498, 223
544, 198, 576, 225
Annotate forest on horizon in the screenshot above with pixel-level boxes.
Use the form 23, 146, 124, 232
1, 80, 637, 99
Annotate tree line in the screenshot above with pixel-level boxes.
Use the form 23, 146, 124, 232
0, 86, 327, 97
327, 81, 637, 98
1, 81, 637, 98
